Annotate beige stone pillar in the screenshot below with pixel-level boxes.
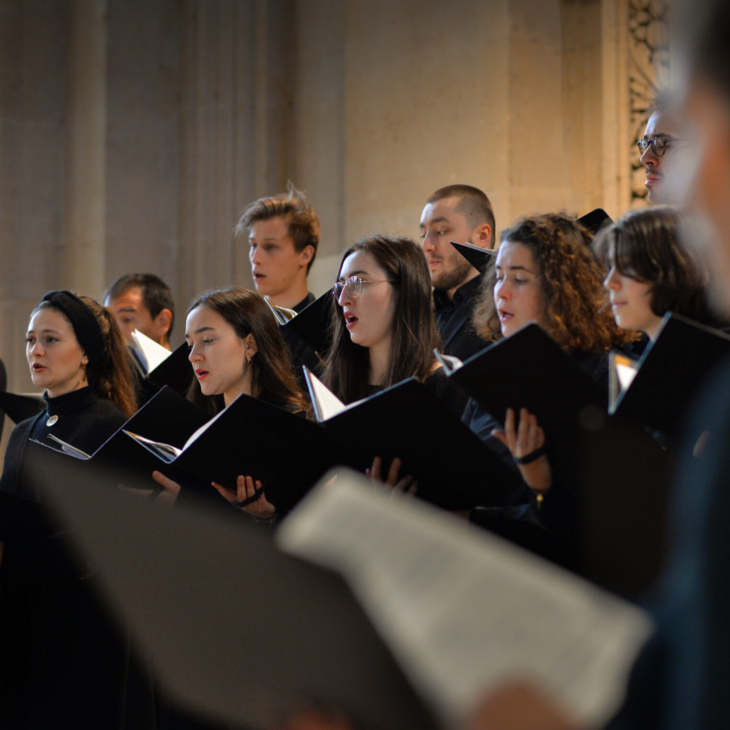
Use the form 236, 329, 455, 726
601, 0, 631, 219
62, 0, 108, 296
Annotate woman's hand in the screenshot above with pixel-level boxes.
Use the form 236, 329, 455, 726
491, 408, 553, 492
212, 475, 277, 521
152, 471, 181, 507
366, 456, 418, 496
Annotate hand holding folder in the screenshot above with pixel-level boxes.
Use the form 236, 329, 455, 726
304, 368, 521, 510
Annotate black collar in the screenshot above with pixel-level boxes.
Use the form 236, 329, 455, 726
293, 292, 316, 313
433, 274, 483, 309
43, 387, 99, 418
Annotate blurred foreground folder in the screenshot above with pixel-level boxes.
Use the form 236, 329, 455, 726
40, 465, 652, 730
36, 464, 439, 730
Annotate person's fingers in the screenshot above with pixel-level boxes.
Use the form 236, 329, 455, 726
504, 408, 517, 451
212, 481, 237, 503
516, 408, 531, 454
386, 457, 402, 486
235, 474, 247, 501
152, 470, 180, 493
536, 425, 546, 449
152, 471, 181, 507
406, 480, 418, 496
370, 456, 383, 482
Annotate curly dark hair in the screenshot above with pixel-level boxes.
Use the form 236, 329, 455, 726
473, 212, 633, 352
322, 234, 441, 404
185, 287, 308, 415
592, 206, 716, 326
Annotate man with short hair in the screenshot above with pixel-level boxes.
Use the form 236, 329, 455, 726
638, 89, 690, 205
419, 184, 495, 361
235, 182, 320, 313
236, 183, 321, 373
104, 273, 175, 350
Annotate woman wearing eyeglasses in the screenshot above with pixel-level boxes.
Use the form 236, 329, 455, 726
235, 235, 465, 514
323, 234, 466, 414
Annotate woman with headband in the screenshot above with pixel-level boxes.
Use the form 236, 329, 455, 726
0, 290, 142, 729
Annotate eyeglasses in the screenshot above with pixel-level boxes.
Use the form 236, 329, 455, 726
636, 136, 685, 157
332, 276, 394, 299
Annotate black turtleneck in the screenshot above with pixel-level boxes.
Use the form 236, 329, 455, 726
0, 387, 127, 501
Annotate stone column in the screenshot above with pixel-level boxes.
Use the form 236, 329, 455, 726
62, 0, 108, 296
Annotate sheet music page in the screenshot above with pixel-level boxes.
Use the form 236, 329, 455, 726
181, 397, 235, 451
131, 329, 172, 373
433, 350, 463, 375
46, 435, 91, 460
303, 369, 347, 421
278, 471, 652, 728
616, 361, 639, 391
124, 431, 181, 461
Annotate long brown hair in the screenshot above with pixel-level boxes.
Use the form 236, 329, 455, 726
473, 213, 633, 352
185, 287, 307, 415
322, 234, 441, 404
33, 294, 138, 418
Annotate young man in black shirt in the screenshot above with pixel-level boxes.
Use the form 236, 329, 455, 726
419, 184, 495, 361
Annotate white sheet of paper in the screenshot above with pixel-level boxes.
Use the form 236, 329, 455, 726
277, 472, 653, 728
131, 329, 172, 373
304, 369, 348, 421
616, 361, 639, 391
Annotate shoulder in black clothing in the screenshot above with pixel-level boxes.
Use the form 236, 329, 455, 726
0, 388, 128, 501
433, 275, 488, 362
571, 349, 610, 394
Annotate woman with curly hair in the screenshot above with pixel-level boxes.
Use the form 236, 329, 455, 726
464, 213, 631, 562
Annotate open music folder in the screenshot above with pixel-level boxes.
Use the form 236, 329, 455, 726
122, 390, 348, 512
36, 465, 653, 730
305, 368, 521, 510
610, 312, 730, 439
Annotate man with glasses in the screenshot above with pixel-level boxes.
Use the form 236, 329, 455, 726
638, 90, 688, 205
419, 184, 495, 361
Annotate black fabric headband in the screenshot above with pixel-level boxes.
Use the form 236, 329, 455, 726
40, 290, 105, 366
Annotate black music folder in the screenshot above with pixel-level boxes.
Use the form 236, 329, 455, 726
145, 341, 195, 396
21, 387, 212, 500
32, 468, 439, 730
449, 241, 495, 275
306, 370, 521, 510
611, 312, 730, 439
124, 392, 348, 512
437, 323, 607, 479
281, 290, 333, 355
0, 391, 44, 424
577, 208, 612, 235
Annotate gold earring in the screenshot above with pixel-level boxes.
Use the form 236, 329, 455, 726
246, 353, 252, 365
